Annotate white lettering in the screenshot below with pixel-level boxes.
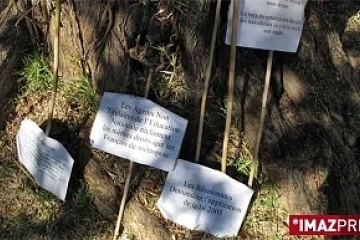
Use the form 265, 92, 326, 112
317, 220, 328, 231
90, 92, 188, 172
337, 219, 346, 231
327, 219, 336, 231
348, 219, 357, 231
304, 219, 317, 231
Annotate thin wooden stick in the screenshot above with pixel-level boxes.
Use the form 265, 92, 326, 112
113, 69, 154, 240
221, 0, 240, 173
113, 161, 133, 240
144, 69, 153, 99
248, 50, 273, 188
195, 0, 222, 163
45, 0, 61, 136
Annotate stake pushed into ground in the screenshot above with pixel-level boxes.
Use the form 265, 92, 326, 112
221, 0, 240, 174
248, 50, 273, 188
113, 69, 154, 240
195, 0, 222, 163
46, 0, 61, 136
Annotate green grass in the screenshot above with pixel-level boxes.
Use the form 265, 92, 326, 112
0, 52, 106, 239
24, 187, 61, 222
231, 139, 253, 177
125, 231, 136, 240
152, 44, 190, 108
0, 163, 16, 180
62, 73, 97, 114
13, 45, 288, 239
229, 140, 289, 239
0, 173, 111, 239
20, 52, 97, 116
20, 53, 53, 96
245, 180, 288, 239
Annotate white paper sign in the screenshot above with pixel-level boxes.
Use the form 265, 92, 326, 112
157, 159, 254, 237
226, 0, 308, 52
89, 92, 188, 172
16, 119, 74, 201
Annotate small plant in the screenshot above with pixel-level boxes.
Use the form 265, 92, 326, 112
63, 73, 97, 114
245, 180, 288, 238
151, 44, 189, 106
20, 53, 53, 96
227, 138, 289, 238
125, 231, 136, 240
205, 99, 227, 129
232, 140, 253, 177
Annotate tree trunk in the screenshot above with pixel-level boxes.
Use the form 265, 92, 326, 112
1, 0, 360, 238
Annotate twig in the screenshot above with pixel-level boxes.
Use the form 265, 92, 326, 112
45, 0, 61, 136
113, 69, 154, 240
221, 0, 240, 174
248, 50, 273, 187
195, 0, 222, 163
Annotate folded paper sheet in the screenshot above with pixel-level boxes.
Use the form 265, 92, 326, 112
158, 159, 254, 237
90, 92, 188, 172
226, 0, 308, 52
16, 119, 74, 201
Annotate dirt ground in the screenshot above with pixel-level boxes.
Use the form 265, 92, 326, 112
1, 0, 360, 239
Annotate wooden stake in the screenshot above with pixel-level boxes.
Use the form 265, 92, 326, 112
221, 0, 240, 173
113, 69, 154, 240
248, 50, 273, 188
195, 0, 222, 163
112, 162, 133, 240
45, 0, 61, 136
144, 69, 153, 99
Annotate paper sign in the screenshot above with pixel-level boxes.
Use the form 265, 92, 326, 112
157, 159, 254, 237
16, 119, 74, 201
89, 92, 188, 172
226, 0, 308, 52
